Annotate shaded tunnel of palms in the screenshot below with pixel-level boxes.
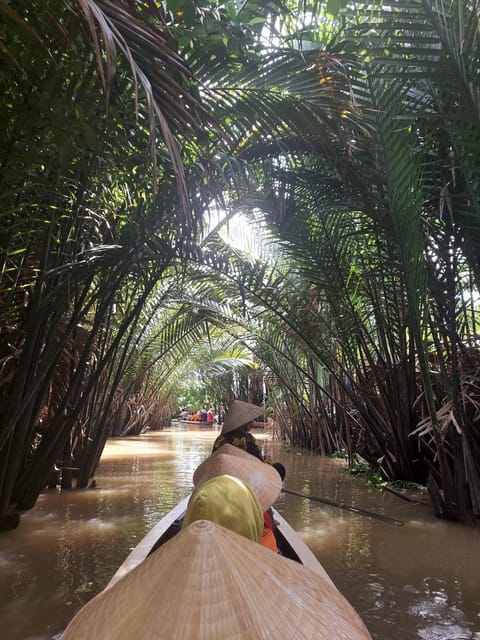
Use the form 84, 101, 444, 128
0, 1, 479, 529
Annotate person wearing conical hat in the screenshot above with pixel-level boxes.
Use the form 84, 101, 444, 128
193, 447, 284, 552
193, 449, 282, 513
182, 474, 264, 543
212, 399, 267, 462
211, 402, 287, 552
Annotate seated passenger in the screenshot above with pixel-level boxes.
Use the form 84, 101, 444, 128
212, 399, 266, 461
192, 448, 284, 553
182, 475, 263, 543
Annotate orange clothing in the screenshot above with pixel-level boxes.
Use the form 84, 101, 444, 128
260, 525, 278, 552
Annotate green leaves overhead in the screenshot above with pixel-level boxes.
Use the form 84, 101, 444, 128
1, 0, 480, 524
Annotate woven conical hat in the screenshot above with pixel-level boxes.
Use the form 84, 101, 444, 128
192, 443, 261, 485
61, 520, 372, 639
213, 442, 255, 459
221, 399, 263, 433
193, 451, 281, 511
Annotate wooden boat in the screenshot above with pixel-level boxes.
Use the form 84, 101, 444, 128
108, 495, 334, 588
178, 419, 214, 427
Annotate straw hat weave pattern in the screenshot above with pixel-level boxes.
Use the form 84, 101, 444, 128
193, 450, 282, 511
61, 520, 372, 640
221, 399, 263, 434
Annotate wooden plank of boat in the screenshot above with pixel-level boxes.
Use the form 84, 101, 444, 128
108, 496, 190, 587
178, 419, 214, 426
107, 495, 334, 589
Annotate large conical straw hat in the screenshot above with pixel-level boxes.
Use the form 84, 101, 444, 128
209, 444, 287, 482
193, 451, 282, 511
192, 443, 262, 487
214, 442, 254, 458
221, 399, 263, 434
62, 520, 372, 640
192, 443, 261, 484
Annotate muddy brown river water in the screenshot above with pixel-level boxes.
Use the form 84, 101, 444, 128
0, 426, 479, 639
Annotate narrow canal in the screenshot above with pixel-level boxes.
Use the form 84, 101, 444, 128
1, 426, 479, 639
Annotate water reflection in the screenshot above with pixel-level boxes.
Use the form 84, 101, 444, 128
0, 427, 479, 640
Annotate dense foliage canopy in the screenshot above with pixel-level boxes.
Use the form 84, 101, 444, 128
1, 0, 479, 528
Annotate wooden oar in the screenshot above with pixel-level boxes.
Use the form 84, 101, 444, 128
282, 487, 404, 526
382, 485, 421, 504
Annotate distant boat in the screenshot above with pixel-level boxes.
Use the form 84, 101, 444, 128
179, 419, 214, 427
